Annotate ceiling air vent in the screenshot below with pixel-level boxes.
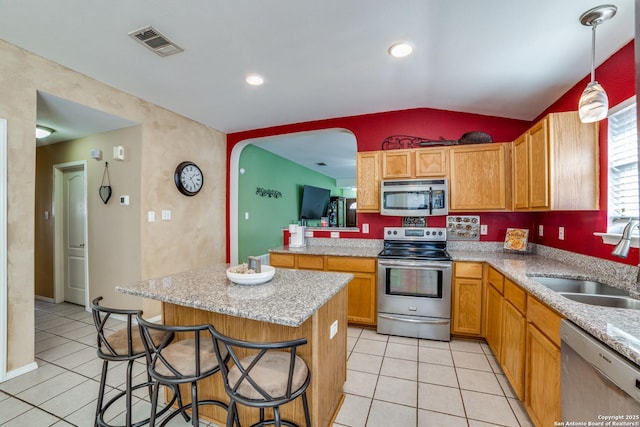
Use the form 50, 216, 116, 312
128, 26, 183, 57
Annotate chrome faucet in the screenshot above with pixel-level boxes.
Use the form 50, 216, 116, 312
611, 220, 640, 292
611, 220, 639, 258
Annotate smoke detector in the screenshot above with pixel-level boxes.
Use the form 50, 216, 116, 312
128, 26, 183, 57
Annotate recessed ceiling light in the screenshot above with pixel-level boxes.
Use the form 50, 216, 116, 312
246, 74, 264, 86
388, 42, 414, 58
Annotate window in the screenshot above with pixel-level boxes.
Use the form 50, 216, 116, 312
608, 99, 638, 230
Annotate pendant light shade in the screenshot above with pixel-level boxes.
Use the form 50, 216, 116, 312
577, 4, 617, 123
579, 81, 609, 122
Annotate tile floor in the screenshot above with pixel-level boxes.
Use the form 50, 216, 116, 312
0, 301, 533, 427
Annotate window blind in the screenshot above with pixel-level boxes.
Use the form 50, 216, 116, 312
608, 102, 639, 219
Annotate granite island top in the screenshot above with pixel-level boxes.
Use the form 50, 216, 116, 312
116, 264, 353, 327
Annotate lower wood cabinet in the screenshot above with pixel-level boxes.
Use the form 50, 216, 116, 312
485, 267, 505, 357
270, 253, 377, 326
501, 296, 526, 400
452, 262, 484, 336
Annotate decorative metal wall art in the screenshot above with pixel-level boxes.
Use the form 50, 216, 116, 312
381, 131, 493, 150
256, 187, 282, 198
99, 162, 112, 204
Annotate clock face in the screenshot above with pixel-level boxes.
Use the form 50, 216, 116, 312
174, 161, 203, 196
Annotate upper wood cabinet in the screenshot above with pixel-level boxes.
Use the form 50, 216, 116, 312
381, 147, 447, 179
356, 151, 380, 212
513, 111, 599, 211
382, 150, 413, 179
415, 148, 448, 177
449, 143, 511, 211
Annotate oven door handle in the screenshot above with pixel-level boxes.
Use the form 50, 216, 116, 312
378, 259, 452, 269
378, 313, 450, 325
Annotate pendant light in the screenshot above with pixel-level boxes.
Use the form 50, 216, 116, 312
578, 4, 617, 123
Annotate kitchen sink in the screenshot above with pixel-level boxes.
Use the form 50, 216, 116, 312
559, 293, 640, 310
528, 276, 629, 296
528, 275, 640, 309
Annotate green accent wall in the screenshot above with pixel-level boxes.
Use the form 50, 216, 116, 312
238, 145, 343, 262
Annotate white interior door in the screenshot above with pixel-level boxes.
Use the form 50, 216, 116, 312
62, 167, 86, 305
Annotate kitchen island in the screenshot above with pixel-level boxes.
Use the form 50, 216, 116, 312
116, 264, 352, 427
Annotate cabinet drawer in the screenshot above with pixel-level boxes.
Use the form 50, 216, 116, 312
269, 253, 295, 268
297, 255, 325, 270
455, 262, 483, 279
504, 279, 526, 314
527, 297, 562, 347
487, 267, 504, 294
327, 256, 376, 273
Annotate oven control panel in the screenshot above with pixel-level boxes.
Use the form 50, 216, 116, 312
383, 227, 446, 241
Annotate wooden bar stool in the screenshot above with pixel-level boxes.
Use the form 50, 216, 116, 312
137, 317, 231, 427
91, 297, 182, 427
209, 325, 311, 427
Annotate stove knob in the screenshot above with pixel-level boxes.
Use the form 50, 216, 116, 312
425, 231, 431, 235
438, 231, 443, 235
393, 230, 398, 235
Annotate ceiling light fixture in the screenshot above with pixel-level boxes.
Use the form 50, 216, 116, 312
246, 74, 264, 86
577, 4, 617, 123
35, 125, 54, 139
388, 42, 413, 58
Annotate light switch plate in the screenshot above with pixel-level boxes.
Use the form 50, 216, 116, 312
330, 320, 338, 339
161, 210, 171, 220
148, 211, 155, 222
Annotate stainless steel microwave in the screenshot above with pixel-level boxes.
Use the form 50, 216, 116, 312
380, 179, 448, 216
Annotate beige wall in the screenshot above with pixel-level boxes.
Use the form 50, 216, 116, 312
35, 126, 144, 309
0, 39, 226, 373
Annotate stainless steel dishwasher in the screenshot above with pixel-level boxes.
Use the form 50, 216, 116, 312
561, 320, 640, 424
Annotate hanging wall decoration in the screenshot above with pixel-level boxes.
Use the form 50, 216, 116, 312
99, 162, 112, 204
256, 187, 283, 198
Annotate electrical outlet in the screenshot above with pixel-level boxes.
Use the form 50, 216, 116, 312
539, 225, 544, 236
148, 211, 155, 222
559, 226, 565, 240
330, 320, 338, 339
362, 223, 369, 234
480, 224, 488, 235
330, 231, 340, 238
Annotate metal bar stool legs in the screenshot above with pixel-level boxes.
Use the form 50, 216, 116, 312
138, 316, 232, 427
91, 297, 182, 427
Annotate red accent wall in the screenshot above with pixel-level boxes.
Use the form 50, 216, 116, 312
533, 41, 637, 265
226, 41, 636, 265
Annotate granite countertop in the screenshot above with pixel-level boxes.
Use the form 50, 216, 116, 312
115, 264, 352, 327
270, 239, 640, 365
452, 249, 640, 366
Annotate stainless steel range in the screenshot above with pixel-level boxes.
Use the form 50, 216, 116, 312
377, 227, 452, 341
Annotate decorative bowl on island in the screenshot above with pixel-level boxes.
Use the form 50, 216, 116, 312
226, 264, 276, 285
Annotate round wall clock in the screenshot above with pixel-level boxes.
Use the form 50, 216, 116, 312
174, 161, 204, 196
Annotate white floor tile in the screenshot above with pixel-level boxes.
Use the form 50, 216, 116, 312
16, 371, 86, 406
373, 375, 417, 407
359, 329, 388, 342
36, 340, 88, 363
353, 338, 387, 356
343, 369, 379, 398
53, 345, 100, 370
508, 397, 534, 427
0, 362, 65, 395
461, 389, 519, 426
418, 339, 450, 350
418, 409, 469, 427
456, 368, 503, 395
496, 373, 517, 399
417, 382, 465, 417
450, 339, 485, 354
418, 346, 454, 366
0, 397, 32, 423
3, 407, 60, 426
379, 357, 417, 381
418, 362, 458, 388
347, 352, 383, 374
385, 342, 418, 361
40, 379, 102, 418
335, 393, 371, 427
347, 327, 363, 338
366, 399, 416, 427
452, 350, 492, 372
388, 335, 418, 346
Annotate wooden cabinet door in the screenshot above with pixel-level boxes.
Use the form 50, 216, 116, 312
526, 323, 561, 427
501, 301, 526, 400
512, 134, 529, 210
449, 144, 509, 211
415, 148, 447, 177
269, 253, 295, 268
485, 283, 503, 359
382, 150, 412, 179
347, 272, 377, 325
356, 152, 380, 212
528, 118, 550, 209
452, 278, 483, 336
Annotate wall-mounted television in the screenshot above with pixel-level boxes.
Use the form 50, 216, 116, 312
299, 185, 331, 220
